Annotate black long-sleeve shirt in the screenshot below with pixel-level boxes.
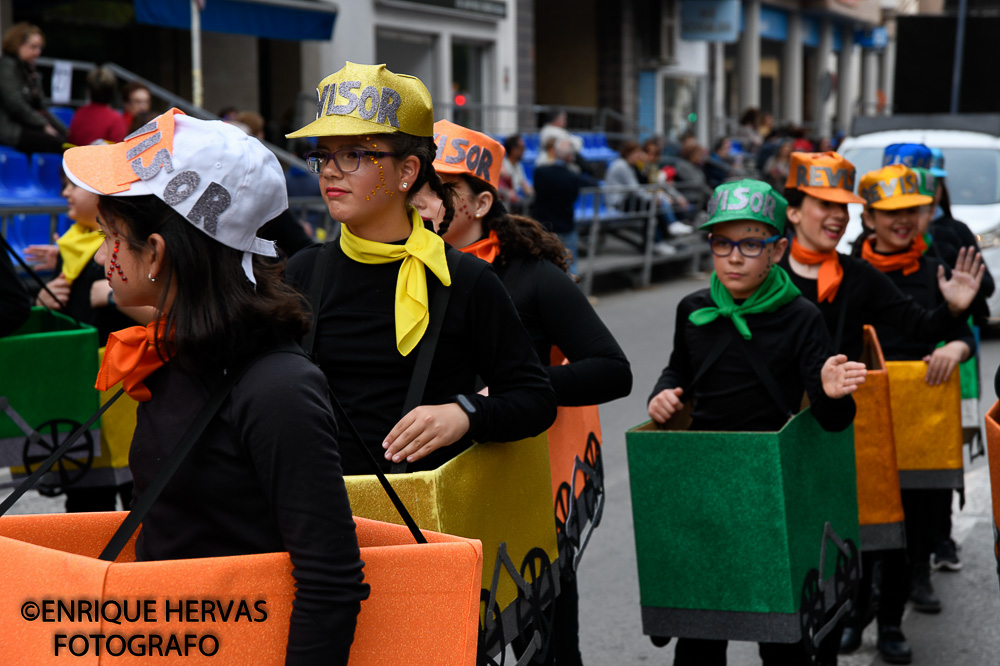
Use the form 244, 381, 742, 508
286, 241, 557, 475
0, 247, 29, 337
867, 254, 976, 361
650, 290, 856, 433
495, 254, 632, 405
781, 253, 966, 362
131, 349, 368, 665
530, 163, 595, 233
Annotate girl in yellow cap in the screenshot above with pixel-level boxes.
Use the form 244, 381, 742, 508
412, 118, 633, 666
284, 63, 556, 475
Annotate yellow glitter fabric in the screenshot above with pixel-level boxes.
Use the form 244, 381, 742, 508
887, 360, 964, 471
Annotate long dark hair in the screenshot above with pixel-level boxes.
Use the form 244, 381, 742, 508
463, 175, 571, 272
377, 133, 456, 235
98, 195, 309, 372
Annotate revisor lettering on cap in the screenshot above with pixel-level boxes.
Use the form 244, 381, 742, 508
709, 188, 777, 223
794, 165, 855, 190
317, 80, 402, 129
434, 132, 496, 183
862, 173, 919, 204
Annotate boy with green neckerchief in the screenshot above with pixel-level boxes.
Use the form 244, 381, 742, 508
647, 179, 867, 666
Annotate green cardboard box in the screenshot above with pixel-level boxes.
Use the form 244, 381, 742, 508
626, 407, 860, 644
0, 308, 100, 477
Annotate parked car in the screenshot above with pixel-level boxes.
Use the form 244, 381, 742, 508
836, 115, 1000, 322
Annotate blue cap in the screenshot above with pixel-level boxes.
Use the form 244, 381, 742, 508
883, 143, 933, 170
929, 147, 948, 177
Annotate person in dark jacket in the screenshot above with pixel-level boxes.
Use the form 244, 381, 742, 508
413, 120, 633, 665
530, 137, 596, 274
64, 108, 369, 665
0, 22, 66, 153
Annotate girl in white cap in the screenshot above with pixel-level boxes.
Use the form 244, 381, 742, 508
63, 108, 369, 665
284, 63, 556, 476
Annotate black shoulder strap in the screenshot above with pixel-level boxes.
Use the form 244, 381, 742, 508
302, 241, 334, 358
98, 345, 301, 561
389, 248, 461, 473
685, 338, 732, 395
0, 388, 126, 517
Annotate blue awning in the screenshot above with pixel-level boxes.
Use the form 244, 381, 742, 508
135, 0, 337, 41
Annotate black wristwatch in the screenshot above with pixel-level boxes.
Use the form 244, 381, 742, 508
454, 394, 477, 416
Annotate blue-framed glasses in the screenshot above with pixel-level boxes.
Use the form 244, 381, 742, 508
709, 235, 782, 258
302, 148, 401, 175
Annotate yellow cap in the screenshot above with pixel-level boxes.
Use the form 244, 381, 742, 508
859, 164, 933, 210
286, 62, 434, 139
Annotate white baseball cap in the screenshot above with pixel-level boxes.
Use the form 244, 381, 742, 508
63, 108, 284, 284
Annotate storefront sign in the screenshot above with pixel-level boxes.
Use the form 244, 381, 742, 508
388, 0, 506, 18
681, 0, 740, 43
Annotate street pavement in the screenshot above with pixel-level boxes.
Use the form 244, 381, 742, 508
3, 269, 1000, 664
580, 270, 1000, 665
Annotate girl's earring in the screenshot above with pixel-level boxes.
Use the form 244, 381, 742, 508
148, 273, 156, 283
401, 183, 408, 190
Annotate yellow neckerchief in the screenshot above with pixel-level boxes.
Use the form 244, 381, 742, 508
56, 222, 104, 283
339, 206, 451, 356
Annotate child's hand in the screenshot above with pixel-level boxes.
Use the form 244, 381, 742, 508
36, 274, 70, 309
648, 387, 684, 424
923, 341, 970, 385
821, 355, 867, 398
24, 242, 59, 271
939, 246, 985, 315
383, 403, 471, 465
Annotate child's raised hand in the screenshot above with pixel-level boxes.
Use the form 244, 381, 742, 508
383, 403, 471, 465
939, 246, 985, 315
648, 387, 684, 424
821, 355, 867, 399
36, 274, 70, 309
923, 340, 970, 386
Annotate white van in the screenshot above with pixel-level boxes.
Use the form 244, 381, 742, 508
835, 115, 1000, 321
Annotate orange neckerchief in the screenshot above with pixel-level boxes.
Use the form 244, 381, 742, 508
459, 230, 501, 264
861, 234, 927, 276
95, 318, 169, 402
790, 237, 844, 303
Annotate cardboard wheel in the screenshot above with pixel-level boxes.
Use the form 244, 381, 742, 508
21, 419, 94, 497
799, 568, 824, 657
479, 588, 506, 666
516, 547, 556, 664
834, 538, 860, 608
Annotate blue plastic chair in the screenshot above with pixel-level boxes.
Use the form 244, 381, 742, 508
6, 213, 52, 257
48, 106, 75, 128
31, 153, 64, 204
0, 151, 42, 203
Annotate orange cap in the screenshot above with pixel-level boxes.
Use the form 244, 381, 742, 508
432, 119, 505, 188
786, 151, 867, 204
859, 164, 934, 210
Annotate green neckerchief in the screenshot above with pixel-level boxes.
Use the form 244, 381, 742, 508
922, 231, 933, 254
689, 265, 801, 339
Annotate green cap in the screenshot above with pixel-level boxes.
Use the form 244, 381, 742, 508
702, 179, 788, 234
912, 167, 937, 199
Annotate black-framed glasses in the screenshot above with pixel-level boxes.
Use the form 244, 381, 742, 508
709, 235, 782, 258
302, 149, 401, 175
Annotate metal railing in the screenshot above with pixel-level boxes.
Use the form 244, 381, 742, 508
0, 205, 66, 242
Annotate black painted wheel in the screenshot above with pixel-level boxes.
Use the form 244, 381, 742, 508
478, 587, 506, 666
799, 568, 824, 658
834, 538, 861, 608
554, 481, 574, 563
21, 419, 94, 497
516, 548, 557, 664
